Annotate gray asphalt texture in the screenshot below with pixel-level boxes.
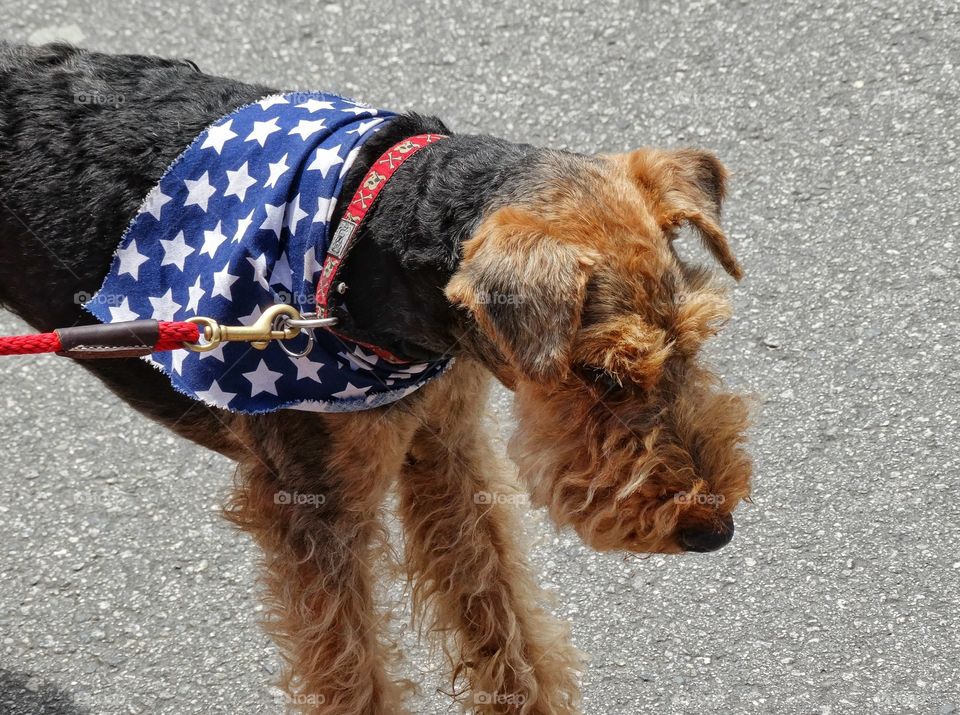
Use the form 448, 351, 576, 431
1, 1, 958, 713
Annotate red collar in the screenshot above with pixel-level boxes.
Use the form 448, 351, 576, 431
315, 133, 447, 363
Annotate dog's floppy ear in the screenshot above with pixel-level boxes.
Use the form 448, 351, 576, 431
625, 148, 743, 281
445, 206, 595, 382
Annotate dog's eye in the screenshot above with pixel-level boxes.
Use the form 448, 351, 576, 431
579, 365, 623, 394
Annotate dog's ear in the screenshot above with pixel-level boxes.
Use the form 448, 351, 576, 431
625, 148, 743, 281
445, 206, 595, 382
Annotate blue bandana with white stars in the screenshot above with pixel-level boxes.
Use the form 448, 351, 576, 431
86, 92, 451, 413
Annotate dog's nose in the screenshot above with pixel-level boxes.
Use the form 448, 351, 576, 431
677, 515, 735, 552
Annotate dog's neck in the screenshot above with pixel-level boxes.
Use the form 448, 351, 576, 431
334, 115, 540, 362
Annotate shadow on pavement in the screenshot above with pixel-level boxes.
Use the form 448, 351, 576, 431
0, 669, 87, 715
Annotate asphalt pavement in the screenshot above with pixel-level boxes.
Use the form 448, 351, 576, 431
0, 0, 958, 713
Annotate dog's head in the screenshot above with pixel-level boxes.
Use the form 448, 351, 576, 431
446, 147, 751, 554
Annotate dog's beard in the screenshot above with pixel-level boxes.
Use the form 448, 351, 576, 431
507, 377, 752, 554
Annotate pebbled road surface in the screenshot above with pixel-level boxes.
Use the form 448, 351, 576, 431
0, 1, 958, 713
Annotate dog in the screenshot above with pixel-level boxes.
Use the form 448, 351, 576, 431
0, 43, 752, 714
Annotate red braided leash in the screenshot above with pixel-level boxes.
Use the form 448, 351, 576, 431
0, 321, 199, 357
0, 332, 61, 356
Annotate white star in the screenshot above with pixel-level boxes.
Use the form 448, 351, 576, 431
338, 351, 366, 371
257, 95, 288, 110
332, 382, 371, 400
284, 194, 308, 235
201, 119, 238, 154
183, 172, 217, 211
288, 118, 327, 140
313, 196, 334, 224
295, 358, 324, 382
247, 253, 271, 291
306, 144, 344, 178
388, 363, 430, 378
194, 380, 237, 407
160, 230, 194, 271
338, 347, 379, 371
211, 265, 239, 301
303, 246, 321, 281
170, 349, 188, 375
346, 118, 384, 135
264, 153, 291, 189
108, 297, 139, 323
297, 99, 335, 112
185, 275, 204, 314
269, 251, 292, 289
148, 288, 182, 321
233, 209, 255, 243
237, 303, 264, 326
141, 187, 172, 220
199, 221, 229, 258
224, 161, 258, 202
340, 104, 377, 116
243, 360, 284, 396
342, 144, 363, 175
260, 203, 285, 238
245, 117, 281, 147
197, 342, 226, 362
116, 239, 150, 279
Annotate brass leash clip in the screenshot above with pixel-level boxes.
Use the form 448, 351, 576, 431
185, 304, 304, 353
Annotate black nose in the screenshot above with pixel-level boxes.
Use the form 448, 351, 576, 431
678, 515, 735, 552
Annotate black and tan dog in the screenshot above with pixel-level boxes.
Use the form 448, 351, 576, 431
0, 43, 752, 714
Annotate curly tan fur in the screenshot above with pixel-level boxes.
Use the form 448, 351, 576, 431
223, 408, 423, 713
182, 148, 749, 714
219, 361, 583, 714
446, 148, 753, 555
398, 360, 583, 714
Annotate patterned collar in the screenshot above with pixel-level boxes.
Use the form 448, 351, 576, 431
87, 92, 451, 413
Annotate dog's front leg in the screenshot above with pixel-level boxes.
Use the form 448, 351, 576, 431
399, 360, 584, 714
225, 409, 421, 715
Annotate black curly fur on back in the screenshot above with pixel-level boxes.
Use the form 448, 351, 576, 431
0, 43, 272, 328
